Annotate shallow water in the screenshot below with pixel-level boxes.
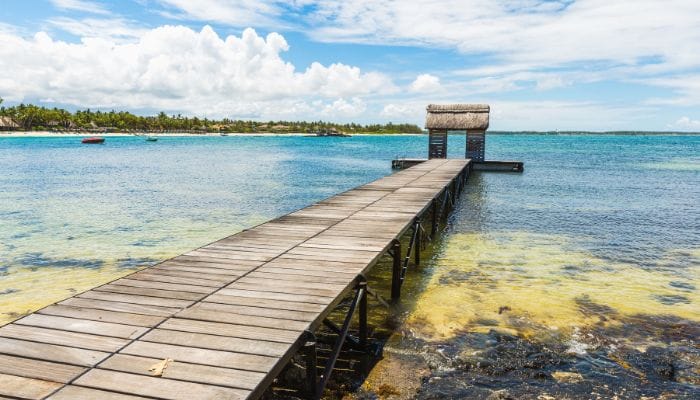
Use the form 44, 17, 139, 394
359, 135, 700, 399
1, 134, 698, 398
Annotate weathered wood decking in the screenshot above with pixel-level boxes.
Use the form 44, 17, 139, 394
0, 159, 470, 400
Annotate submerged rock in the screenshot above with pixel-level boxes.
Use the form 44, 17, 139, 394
551, 371, 584, 383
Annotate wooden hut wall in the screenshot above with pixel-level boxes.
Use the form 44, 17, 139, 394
466, 129, 485, 161
428, 129, 448, 159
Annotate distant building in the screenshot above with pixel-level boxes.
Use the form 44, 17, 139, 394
0, 116, 21, 131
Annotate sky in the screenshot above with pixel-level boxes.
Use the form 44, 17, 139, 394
0, 0, 699, 131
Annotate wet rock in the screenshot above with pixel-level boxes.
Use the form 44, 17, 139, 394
486, 389, 514, 399
551, 371, 584, 383
669, 281, 695, 291
575, 294, 617, 319
362, 352, 430, 399
673, 346, 700, 385
654, 294, 690, 305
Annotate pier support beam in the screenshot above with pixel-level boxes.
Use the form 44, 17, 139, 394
358, 281, 368, 347
414, 220, 421, 266
302, 331, 318, 398
431, 200, 438, 237
390, 240, 402, 301
315, 276, 367, 398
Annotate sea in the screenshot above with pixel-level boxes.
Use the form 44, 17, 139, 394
0, 134, 698, 398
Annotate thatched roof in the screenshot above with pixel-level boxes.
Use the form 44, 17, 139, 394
425, 104, 489, 130
0, 116, 20, 129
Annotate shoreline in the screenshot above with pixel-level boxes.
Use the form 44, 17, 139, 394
1, 130, 699, 137
0, 131, 423, 138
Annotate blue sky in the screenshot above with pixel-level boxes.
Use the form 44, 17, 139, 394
1, 0, 699, 130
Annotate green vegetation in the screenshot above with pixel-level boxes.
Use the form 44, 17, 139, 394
0, 101, 423, 134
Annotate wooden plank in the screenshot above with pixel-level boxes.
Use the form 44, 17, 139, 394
184, 250, 271, 262
129, 271, 222, 287
217, 288, 333, 305
15, 314, 147, 339
174, 255, 264, 267
95, 284, 205, 301
111, 278, 213, 294
140, 329, 288, 357
204, 244, 287, 256
247, 271, 350, 285
203, 294, 326, 313
256, 266, 360, 280
159, 318, 301, 344
79, 291, 193, 309
49, 386, 149, 400
39, 304, 165, 327
151, 264, 244, 276
230, 276, 347, 293
0, 354, 85, 383
119, 341, 277, 373
176, 307, 310, 331
0, 373, 63, 399
0, 324, 128, 352
100, 354, 266, 390
193, 302, 317, 322
0, 337, 109, 366
74, 369, 250, 400
264, 257, 367, 271
59, 297, 180, 317
136, 268, 232, 284
166, 257, 262, 269
229, 281, 341, 298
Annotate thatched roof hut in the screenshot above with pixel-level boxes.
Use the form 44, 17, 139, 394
425, 104, 489, 130
0, 116, 20, 130
425, 104, 490, 160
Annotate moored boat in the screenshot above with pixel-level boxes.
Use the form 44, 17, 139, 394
145, 136, 158, 142
81, 137, 105, 144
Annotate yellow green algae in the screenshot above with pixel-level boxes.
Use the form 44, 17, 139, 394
0, 215, 265, 325
357, 231, 699, 398
0, 264, 145, 324
405, 231, 699, 342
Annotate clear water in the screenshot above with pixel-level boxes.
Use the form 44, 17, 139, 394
0, 134, 698, 398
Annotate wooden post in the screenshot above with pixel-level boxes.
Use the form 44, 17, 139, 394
303, 332, 318, 398
414, 222, 421, 266
391, 240, 402, 301
359, 281, 367, 347
431, 199, 438, 236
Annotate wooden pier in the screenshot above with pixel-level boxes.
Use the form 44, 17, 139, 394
0, 159, 471, 400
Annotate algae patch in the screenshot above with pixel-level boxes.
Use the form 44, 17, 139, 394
405, 232, 699, 341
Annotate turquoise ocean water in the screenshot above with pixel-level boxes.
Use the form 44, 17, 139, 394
0, 134, 698, 398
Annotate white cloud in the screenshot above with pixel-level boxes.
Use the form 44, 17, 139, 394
49, 0, 108, 14
305, 1, 700, 71
670, 116, 700, 130
155, 0, 284, 27
643, 74, 700, 106
48, 17, 147, 41
381, 103, 421, 119
0, 25, 393, 119
321, 97, 367, 117
157, 1, 700, 100
409, 74, 441, 93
